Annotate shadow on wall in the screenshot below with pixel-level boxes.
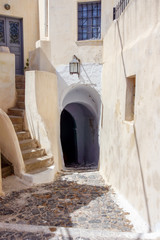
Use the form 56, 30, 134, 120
116, 20, 151, 232
25, 70, 61, 170
0, 109, 25, 177
29, 47, 56, 74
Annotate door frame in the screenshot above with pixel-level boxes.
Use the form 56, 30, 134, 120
0, 15, 24, 75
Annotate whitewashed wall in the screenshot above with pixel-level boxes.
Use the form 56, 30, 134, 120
100, 0, 160, 232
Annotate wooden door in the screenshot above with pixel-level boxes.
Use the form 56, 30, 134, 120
0, 16, 23, 75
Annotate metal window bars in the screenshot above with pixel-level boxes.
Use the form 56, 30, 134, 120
113, 0, 130, 20
78, 2, 101, 41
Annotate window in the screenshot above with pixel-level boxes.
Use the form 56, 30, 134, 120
125, 76, 136, 121
78, 2, 101, 41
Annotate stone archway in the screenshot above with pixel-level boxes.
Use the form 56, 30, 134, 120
60, 103, 99, 168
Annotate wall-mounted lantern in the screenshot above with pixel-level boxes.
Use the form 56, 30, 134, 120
4, 4, 10, 10
69, 55, 80, 76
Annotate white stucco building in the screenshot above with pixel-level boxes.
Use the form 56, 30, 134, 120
0, 0, 160, 233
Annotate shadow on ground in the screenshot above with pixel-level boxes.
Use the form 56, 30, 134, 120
0, 171, 133, 232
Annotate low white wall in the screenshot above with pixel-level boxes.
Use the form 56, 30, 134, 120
100, 0, 160, 232
25, 71, 61, 171
0, 109, 25, 177
0, 52, 15, 112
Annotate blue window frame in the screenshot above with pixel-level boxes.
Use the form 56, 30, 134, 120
78, 2, 101, 41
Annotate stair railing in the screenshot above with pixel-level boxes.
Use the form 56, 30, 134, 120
113, 0, 131, 20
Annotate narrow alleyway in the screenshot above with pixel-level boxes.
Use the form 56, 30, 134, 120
0, 170, 133, 239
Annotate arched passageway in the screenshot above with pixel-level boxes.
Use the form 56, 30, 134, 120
60, 103, 99, 168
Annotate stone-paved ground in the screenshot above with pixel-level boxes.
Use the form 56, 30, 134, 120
0, 170, 133, 236
0, 230, 54, 240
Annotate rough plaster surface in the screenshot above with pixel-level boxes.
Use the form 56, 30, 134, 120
25, 71, 61, 171
29, 41, 55, 73
100, 0, 160, 232
0, 52, 15, 112
56, 63, 102, 95
0, 110, 24, 177
56, 64, 102, 122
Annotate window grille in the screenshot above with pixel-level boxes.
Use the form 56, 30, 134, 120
78, 2, 101, 41
113, 0, 130, 20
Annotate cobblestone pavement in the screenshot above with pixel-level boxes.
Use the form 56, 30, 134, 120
0, 170, 133, 239
0, 230, 53, 240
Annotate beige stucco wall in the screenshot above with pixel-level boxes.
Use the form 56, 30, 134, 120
100, 0, 160, 232
0, 109, 25, 177
0, 52, 15, 112
29, 40, 54, 73
25, 71, 61, 171
0, 0, 39, 65
48, 0, 115, 66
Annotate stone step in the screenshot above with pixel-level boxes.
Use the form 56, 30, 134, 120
13, 124, 23, 132
16, 80, 25, 85
15, 77, 25, 85
22, 165, 56, 185
9, 116, 23, 124
17, 89, 25, 95
16, 83, 25, 89
16, 131, 31, 141
16, 102, 25, 109
25, 155, 54, 172
16, 75, 25, 82
22, 148, 45, 160
17, 95, 25, 102
19, 139, 38, 150
2, 166, 13, 178
8, 108, 24, 117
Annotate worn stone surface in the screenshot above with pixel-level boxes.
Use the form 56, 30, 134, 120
0, 230, 53, 240
0, 170, 133, 239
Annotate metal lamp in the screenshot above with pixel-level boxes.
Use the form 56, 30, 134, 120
69, 55, 80, 76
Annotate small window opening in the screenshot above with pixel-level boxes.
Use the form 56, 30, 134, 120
125, 76, 136, 121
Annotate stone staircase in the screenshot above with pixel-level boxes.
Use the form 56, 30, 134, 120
7, 75, 54, 182
1, 154, 14, 178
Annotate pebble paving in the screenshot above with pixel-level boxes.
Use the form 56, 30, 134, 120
0, 230, 54, 240
0, 170, 133, 239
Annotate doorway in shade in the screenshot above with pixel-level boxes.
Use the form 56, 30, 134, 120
60, 103, 99, 169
